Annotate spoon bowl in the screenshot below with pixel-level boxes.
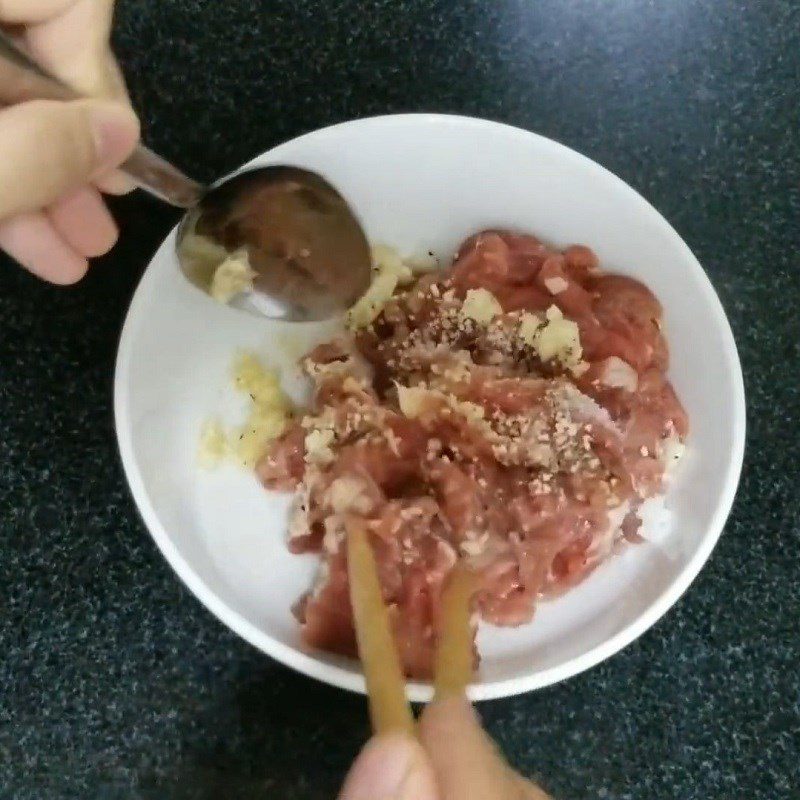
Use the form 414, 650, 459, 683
177, 166, 373, 321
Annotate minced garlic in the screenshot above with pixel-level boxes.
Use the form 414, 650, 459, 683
396, 384, 430, 418
532, 305, 585, 375
304, 428, 336, 465
346, 245, 414, 329
234, 404, 287, 469
180, 229, 228, 273
198, 352, 291, 470
209, 249, 257, 303
325, 476, 373, 515
233, 352, 285, 407
231, 353, 291, 468
197, 419, 228, 468
455, 399, 486, 423
460, 288, 503, 325
396, 383, 484, 424
518, 312, 544, 345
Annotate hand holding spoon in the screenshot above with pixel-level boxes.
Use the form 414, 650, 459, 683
0, 30, 372, 321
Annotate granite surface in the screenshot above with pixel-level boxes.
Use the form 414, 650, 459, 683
1, 1, 799, 798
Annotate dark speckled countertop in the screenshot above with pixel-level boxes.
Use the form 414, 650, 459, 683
1, 1, 798, 798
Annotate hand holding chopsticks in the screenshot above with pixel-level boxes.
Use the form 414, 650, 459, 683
341, 518, 553, 800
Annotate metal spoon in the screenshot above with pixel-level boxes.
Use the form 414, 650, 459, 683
0, 32, 372, 321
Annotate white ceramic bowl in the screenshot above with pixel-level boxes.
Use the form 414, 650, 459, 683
114, 114, 745, 701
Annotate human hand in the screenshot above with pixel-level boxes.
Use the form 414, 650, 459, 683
338, 696, 552, 800
0, 0, 140, 283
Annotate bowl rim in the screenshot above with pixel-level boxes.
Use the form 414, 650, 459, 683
114, 112, 746, 701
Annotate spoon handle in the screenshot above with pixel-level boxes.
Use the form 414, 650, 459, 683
0, 30, 204, 208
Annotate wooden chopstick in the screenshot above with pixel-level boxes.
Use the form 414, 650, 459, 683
346, 536, 554, 796
347, 517, 478, 732
346, 518, 415, 736
433, 563, 476, 700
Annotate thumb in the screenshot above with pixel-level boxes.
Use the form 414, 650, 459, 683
419, 696, 552, 800
338, 733, 440, 800
0, 98, 139, 220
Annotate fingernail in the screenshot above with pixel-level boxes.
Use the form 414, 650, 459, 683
338, 734, 436, 800
96, 169, 139, 196
87, 102, 140, 173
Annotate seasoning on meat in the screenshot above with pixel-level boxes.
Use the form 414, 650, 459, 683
259, 230, 688, 678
